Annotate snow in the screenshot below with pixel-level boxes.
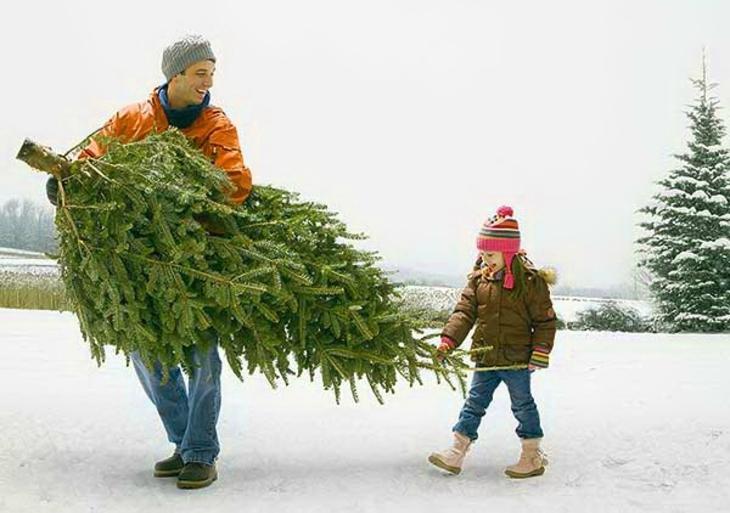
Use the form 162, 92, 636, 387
658, 189, 687, 199
696, 143, 724, 151
4, 308, 727, 512
673, 251, 700, 264
700, 238, 730, 251
670, 176, 703, 187
0, 256, 59, 278
0, 258, 57, 268
0, 247, 46, 257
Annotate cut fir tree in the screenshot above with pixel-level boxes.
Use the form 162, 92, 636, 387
17, 130, 474, 403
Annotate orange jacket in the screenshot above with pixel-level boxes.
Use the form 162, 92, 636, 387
80, 89, 252, 204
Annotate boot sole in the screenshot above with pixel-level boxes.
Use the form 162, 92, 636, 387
428, 454, 461, 475
505, 466, 545, 479
177, 473, 218, 490
154, 468, 183, 478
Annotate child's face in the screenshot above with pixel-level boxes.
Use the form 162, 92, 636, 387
481, 251, 505, 273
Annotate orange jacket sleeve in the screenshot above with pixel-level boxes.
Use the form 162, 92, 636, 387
78, 109, 131, 159
208, 123, 252, 205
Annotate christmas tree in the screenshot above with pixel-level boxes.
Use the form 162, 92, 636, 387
638, 56, 730, 332
17, 130, 472, 403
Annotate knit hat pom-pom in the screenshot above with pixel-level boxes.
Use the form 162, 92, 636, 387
497, 205, 514, 218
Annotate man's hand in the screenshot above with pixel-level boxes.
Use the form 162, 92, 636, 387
46, 176, 59, 206
193, 213, 226, 236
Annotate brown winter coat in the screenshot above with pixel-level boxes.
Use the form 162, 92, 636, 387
441, 257, 557, 367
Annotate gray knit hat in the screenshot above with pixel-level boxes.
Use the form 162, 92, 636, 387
161, 35, 216, 82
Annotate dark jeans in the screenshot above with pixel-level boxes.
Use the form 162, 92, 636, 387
453, 369, 543, 441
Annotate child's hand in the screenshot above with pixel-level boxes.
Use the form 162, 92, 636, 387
436, 336, 456, 361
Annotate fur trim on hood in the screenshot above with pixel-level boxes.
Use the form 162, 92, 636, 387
538, 267, 558, 286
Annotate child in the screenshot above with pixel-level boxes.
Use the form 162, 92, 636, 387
428, 206, 557, 479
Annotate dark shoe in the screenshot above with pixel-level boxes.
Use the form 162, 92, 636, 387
177, 462, 218, 490
154, 453, 184, 478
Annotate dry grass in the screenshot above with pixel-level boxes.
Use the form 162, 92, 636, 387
0, 271, 70, 311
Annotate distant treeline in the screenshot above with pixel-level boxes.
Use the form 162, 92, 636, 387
0, 199, 57, 253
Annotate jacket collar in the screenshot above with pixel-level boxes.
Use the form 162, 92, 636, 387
156, 84, 210, 129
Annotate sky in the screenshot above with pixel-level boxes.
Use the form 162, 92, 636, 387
1, 0, 729, 289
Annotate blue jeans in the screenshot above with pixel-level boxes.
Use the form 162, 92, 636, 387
131, 341, 222, 465
453, 369, 543, 441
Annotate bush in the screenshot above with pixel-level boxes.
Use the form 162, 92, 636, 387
571, 301, 652, 332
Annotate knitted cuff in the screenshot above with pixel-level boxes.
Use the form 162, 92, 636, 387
530, 345, 550, 368
439, 336, 456, 351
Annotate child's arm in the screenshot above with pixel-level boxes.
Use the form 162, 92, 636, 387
526, 276, 557, 369
440, 275, 479, 350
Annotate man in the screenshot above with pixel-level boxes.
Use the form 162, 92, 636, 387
46, 35, 252, 490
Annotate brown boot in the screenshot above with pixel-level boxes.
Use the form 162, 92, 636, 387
505, 437, 547, 479
177, 462, 218, 490
428, 432, 472, 475
154, 452, 184, 477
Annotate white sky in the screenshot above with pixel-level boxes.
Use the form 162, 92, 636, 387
1, 0, 729, 288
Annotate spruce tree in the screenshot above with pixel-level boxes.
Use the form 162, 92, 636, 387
17, 130, 476, 403
638, 57, 730, 332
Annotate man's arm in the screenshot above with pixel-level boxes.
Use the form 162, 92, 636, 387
78, 110, 129, 159
207, 123, 252, 205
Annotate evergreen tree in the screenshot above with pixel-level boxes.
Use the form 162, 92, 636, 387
638, 57, 730, 332
17, 130, 474, 404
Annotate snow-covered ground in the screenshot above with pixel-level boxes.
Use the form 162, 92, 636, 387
0, 249, 58, 278
1, 308, 728, 512
0, 247, 47, 257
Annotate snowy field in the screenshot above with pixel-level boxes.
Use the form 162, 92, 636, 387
0, 247, 58, 278
398, 285, 652, 323
2, 308, 728, 513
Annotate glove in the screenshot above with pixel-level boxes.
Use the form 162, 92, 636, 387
528, 345, 550, 371
46, 176, 59, 206
436, 336, 456, 361
438, 336, 456, 352
193, 213, 227, 236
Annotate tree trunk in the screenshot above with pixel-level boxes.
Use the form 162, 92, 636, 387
16, 139, 70, 178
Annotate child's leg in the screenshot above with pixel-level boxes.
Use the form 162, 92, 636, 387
452, 371, 502, 441
500, 369, 543, 439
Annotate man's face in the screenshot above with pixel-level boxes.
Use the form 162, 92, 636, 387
168, 59, 216, 107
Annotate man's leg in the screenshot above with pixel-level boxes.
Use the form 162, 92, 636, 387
180, 340, 222, 465
131, 351, 189, 452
